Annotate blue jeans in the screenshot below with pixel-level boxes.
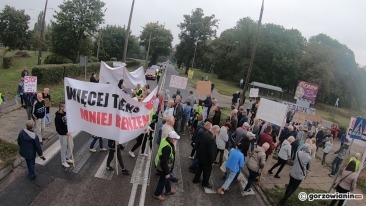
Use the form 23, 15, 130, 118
244, 168, 259, 191
331, 157, 343, 175
222, 168, 238, 190
25, 158, 36, 179
154, 174, 171, 196
90, 137, 104, 149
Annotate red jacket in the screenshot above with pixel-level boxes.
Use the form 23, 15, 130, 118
258, 132, 275, 156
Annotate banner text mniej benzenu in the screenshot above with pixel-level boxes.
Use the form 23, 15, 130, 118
66, 86, 152, 131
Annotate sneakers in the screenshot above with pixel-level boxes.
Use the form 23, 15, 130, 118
100, 148, 107, 151
141, 153, 149, 157
328, 174, 335, 177
62, 162, 70, 168
268, 170, 273, 175
244, 188, 252, 193
122, 169, 130, 174
188, 156, 194, 159
66, 159, 74, 164
129, 151, 136, 158
89, 148, 97, 152
106, 166, 114, 171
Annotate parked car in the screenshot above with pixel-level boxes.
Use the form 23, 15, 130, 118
145, 68, 157, 80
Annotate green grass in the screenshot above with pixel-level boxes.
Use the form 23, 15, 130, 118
0, 50, 52, 99
0, 139, 19, 168
264, 187, 330, 206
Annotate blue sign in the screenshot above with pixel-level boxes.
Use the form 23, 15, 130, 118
350, 117, 366, 140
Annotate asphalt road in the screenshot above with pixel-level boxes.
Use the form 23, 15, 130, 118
0, 65, 266, 206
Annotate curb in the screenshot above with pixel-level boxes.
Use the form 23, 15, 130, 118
242, 168, 273, 206
0, 104, 22, 117
0, 157, 23, 181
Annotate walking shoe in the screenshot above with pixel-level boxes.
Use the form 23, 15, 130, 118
217, 188, 225, 195
141, 153, 149, 157
165, 189, 176, 195
274, 175, 280, 178
268, 170, 273, 174
106, 166, 114, 171
66, 159, 74, 164
193, 179, 201, 184
100, 148, 107, 151
154, 195, 166, 201
121, 169, 130, 175
30, 175, 37, 180
328, 174, 335, 177
129, 151, 136, 158
188, 156, 194, 159
203, 184, 213, 189
62, 162, 70, 168
89, 148, 97, 152
244, 188, 252, 193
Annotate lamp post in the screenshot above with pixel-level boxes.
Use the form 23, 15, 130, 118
122, 0, 135, 62
240, 0, 264, 106
37, 0, 48, 65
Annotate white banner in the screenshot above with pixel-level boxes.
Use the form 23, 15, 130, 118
283, 101, 316, 115
99, 61, 146, 88
169, 75, 188, 90
256, 98, 288, 126
64, 77, 156, 144
24, 76, 37, 93
249, 88, 259, 97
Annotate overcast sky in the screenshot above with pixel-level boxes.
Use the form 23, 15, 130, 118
1, 0, 365, 66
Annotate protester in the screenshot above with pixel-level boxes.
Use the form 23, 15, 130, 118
329, 161, 357, 206
128, 126, 154, 157
32, 93, 46, 144
89, 135, 107, 152
90, 73, 99, 83
258, 125, 277, 160
193, 122, 217, 189
234, 122, 250, 147
17, 120, 45, 180
240, 78, 244, 88
291, 125, 305, 160
157, 91, 164, 115
182, 101, 192, 135
329, 139, 350, 177
163, 100, 174, 119
348, 152, 361, 172
316, 126, 326, 151
237, 110, 248, 128
163, 89, 171, 111
24, 92, 36, 120
21, 67, 29, 77
161, 116, 175, 144
172, 89, 182, 101
243, 143, 270, 194
189, 119, 209, 161
231, 91, 240, 106
156, 69, 162, 83
54, 102, 74, 168
42, 88, 51, 125
173, 96, 183, 134
238, 131, 256, 157
246, 99, 252, 114
212, 106, 221, 126
105, 139, 130, 174
268, 136, 295, 178
17, 77, 25, 107
217, 145, 245, 195
215, 123, 230, 165
278, 143, 312, 205
193, 99, 204, 130
153, 131, 180, 201
203, 94, 212, 116
322, 135, 333, 166
208, 99, 218, 119
186, 91, 197, 105
230, 110, 238, 132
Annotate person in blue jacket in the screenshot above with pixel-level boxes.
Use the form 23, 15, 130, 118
17, 120, 45, 180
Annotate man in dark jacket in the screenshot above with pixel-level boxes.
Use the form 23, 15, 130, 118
154, 131, 180, 201
316, 127, 326, 151
24, 92, 36, 120
173, 96, 183, 134
33, 93, 46, 143
17, 120, 45, 180
193, 122, 217, 189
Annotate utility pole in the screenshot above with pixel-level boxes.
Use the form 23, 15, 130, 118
37, 0, 48, 65
145, 33, 152, 69
122, 0, 135, 62
96, 31, 102, 60
240, 0, 264, 106
191, 42, 198, 68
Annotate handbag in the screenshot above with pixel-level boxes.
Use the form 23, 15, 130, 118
197, 114, 203, 121
332, 172, 353, 189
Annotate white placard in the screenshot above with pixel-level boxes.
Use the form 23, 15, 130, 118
24, 76, 37, 93
256, 98, 288, 126
169, 75, 188, 90
249, 88, 259, 97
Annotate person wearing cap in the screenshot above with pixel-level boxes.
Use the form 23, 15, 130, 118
322, 135, 333, 166
348, 152, 361, 172
154, 131, 180, 201
329, 138, 350, 177
268, 136, 295, 178
243, 142, 270, 194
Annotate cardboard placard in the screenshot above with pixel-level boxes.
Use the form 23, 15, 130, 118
196, 81, 211, 95
24, 76, 37, 93
169, 75, 188, 90
249, 88, 259, 97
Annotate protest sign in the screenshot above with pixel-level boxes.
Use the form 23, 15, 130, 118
294, 81, 319, 104
24, 76, 37, 93
283, 101, 316, 115
249, 88, 259, 98
256, 98, 288, 126
64, 77, 156, 144
169, 75, 188, 90
188, 69, 194, 79
196, 81, 211, 95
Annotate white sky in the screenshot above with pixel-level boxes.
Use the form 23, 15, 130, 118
1, 0, 365, 66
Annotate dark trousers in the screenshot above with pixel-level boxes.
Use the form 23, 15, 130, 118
322, 152, 329, 165
329, 185, 349, 206
90, 137, 104, 149
215, 149, 224, 164
106, 148, 125, 169
193, 162, 212, 186
268, 157, 287, 176
20, 94, 24, 106
244, 168, 259, 191
190, 142, 196, 157
25, 158, 36, 179
279, 175, 302, 204
154, 173, 171, 196
291, 143, 299, 160
131, 133, 148, 154
156, 76, 160, 84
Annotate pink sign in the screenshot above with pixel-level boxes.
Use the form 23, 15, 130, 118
294, 81, 319, 104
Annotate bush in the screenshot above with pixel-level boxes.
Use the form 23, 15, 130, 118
110, 57, 117, 61
3, 52, 14, 69
14, 50, 31, 58
44, 53, 73, 64
89, 56, 99, 63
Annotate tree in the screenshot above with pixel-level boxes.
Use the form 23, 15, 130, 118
140, 22, 173, 66
176, 8, 218, 74
0, 5, 30, 50
51, 0, 105, 62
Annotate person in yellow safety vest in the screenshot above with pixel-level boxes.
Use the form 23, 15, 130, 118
156, 69, 162, 83
135, 84, 143, 98
153, 131, 180, 201
349, 152, 361, 172
0, 92, 6, 107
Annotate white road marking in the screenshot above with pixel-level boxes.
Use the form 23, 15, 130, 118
70, 140, 98, 173
94, 153, 115, 180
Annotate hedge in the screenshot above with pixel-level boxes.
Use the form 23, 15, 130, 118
44, 53, 73, 64
3, 52, 14, 69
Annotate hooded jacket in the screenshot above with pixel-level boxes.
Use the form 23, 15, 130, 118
32, 100, 46, 119
323, 139, 333, 153
334, 144, 349, 160
17, 129, 43, 159
55, 111, 68, 135
247, 146, 266, 172
278, 139, 292, 160
290, 143, 312, 180
216, 126, 229, 150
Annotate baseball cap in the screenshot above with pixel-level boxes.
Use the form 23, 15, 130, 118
168, 131, 180, 140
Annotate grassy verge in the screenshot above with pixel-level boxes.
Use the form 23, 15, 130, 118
0, 139, 19, 169
264, 187, 330, 206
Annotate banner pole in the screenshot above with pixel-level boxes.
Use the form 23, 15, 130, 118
115, 140, 119, 175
